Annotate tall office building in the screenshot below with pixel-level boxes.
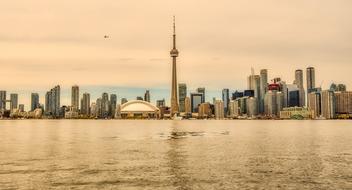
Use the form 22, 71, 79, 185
178, 83, 187, 112
264, 90, 284, 117
247, 97, 258, 117
144, 90, 150, 103
71, 85, 79, 112
294, 69, 306, 106
110, 94, 117, 117
259, 69, 268, 113
170, 16, 179, 116
31, 93, 40, 111
248, 73, 261, 113
222, 89, 230, 116
190, 93, 203, 113
10, 93, 18, 111
0, 91, 6, 110
287, 84, 300, 107
101, 93, 109, 118
321, 90, 335, 119
308, 92, 321, 118
196, 87, 205, 103
306, 67, 316, 93
81, 93, 90, 116
45, 85, 61, 117
96, 98, 102, 118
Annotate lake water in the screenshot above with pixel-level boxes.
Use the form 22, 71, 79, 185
0, 120, 351, 189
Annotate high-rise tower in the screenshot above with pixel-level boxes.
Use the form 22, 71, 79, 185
170, 16, 179, 115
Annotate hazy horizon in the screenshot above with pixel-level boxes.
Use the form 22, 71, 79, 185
1, 0, 352, 108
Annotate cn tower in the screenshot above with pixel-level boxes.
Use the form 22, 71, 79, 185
170, 16, 179, 116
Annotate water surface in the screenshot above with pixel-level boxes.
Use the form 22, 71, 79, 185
0, 120, 351, 189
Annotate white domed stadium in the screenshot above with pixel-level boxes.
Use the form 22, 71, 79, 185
120, 100, 160, 119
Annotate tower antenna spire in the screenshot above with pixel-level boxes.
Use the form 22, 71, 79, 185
173, 16, 176, 49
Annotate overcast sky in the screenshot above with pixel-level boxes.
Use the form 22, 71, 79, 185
0, 0, 351, 107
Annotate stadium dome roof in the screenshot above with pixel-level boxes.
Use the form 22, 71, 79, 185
121, 100, 160, 113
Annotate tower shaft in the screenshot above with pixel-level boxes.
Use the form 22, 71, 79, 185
170, 16, 179, 115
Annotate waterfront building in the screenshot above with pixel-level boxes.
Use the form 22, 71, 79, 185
196, 87, 205, 103
265, 90, 284, 117
110, 94, 117, 118
178, 83, 187, 112
81, 93, 90, 116
246, 97, 258, 117
90, 103, 97, 117
237, 97, 248, 115
10, 93, 18, 111
294, 69, 306, 107
222, 89, 230, 116
229, 100, 240, 118
144, 90, 150, 103
214, 100, 224, 120
279, 107, 314, 119
96, 98, 102, 118
31, 93, 40, 111
45, 85, 61, 117
198, 102, 212, 119
71, 85, 79, 112
102, 93, 110, 118
248, 74, 261, 102
0, 91, 6, 110
306, 67, 316, 93
170, 16, 179, 116
120, 100, 160, 119
321, 90, 335, 119
334, 91, 352, 115
259, 69, 268, 113
308, 92, 321, 118
287, 84, 300, 107
232, 91, 244, 100
115, 104, 121, 119
190, 93, 203, 113
184, 97, 191, 114
278, 81, 288, 108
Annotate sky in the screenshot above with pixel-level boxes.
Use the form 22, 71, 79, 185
0, 0, 351, 109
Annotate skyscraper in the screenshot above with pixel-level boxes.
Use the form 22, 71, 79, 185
170, 16, 179, 116
144, 90, 150, 102
222, 88, 229, 116
190, 93, 203, 113
31, 93, 39, 111
45, 85, 60, 117
259, 69, 268, 113
10, 93, 18, 111
101, 93, 109, 118
306, 67, 316, 93
71, 85, 79, 112
178, 83, 187, 112
295, 69, 306, 107
0, 91, 6, 110
308, 92, 321, 118
321, 90, 335, 119
214, 100, 224, 120
184, 97, 191, 114
110, 94, 117, 117
196, 87, 205, 103
248, 72, 261, 112
81, 93, 90, 116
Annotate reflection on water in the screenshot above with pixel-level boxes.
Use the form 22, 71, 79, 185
0, 120, 351, 189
